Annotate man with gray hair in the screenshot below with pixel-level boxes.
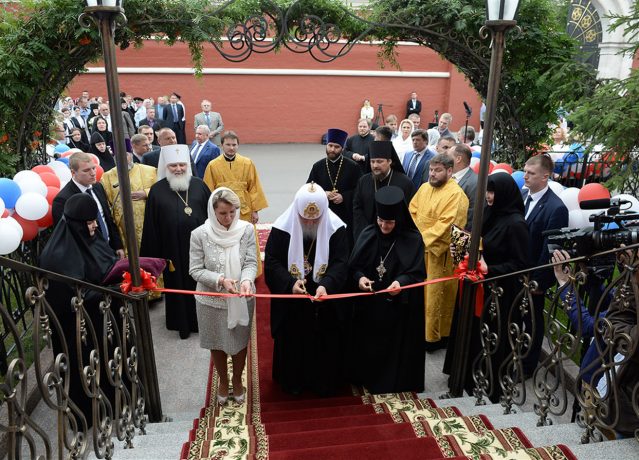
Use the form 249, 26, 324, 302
194, 99, 224, 146
410, 153, 469, 351
189, 124, 220, 178
141, 145, 211, 339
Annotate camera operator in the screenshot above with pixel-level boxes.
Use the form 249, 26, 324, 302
552, 248, 639, 438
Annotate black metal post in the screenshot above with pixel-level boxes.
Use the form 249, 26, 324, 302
448, 20, 516, 397
81, 6, 163, 422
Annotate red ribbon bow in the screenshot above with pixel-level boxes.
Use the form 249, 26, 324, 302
120, 269, 158, 294
454, 255, 488, 317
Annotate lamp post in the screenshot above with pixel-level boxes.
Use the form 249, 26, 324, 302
448, 0, 520, 398
79, 0, 163, 422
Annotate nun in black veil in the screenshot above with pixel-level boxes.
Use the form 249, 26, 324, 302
444, 173, 529, 402
40, 193, 118, 423
348, 186, 426, 393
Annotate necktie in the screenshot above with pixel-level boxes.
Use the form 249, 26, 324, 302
205, 113, 210, 127
407, 153, 421, 179
172, 104, 178, 121
85, 188, 109, 241
191, 143, 203, 163
524, 194, 533, 216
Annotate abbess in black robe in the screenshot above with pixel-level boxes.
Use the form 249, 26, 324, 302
140, 177, 210, 338
352, 171, 415, 242
307, 155, 361, 247
348, 186, 426, 394
39, 193, 118, 425
444, 173, 529, 402
265, 226, 349, 396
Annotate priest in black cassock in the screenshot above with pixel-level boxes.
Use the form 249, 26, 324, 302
265, 182, 349, 396
140, 144, 210, 339
307, 128, 361, 248
352, 141, 415, 241
348, 186, 426, 393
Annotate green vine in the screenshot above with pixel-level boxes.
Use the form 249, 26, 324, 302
0, 0, 595, 175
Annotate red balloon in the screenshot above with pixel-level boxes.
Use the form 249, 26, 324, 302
13, 213, 39, 241
39, 172, 60, 188
89, 153, 100, 166
578, 183, 610, 203
45, 186, 60, 205
471, 162, 480, 174
1, 209, 9, 218
61, 150, 74, 158
494, 163, 513, 174
36, 206, 53, 228
32, 165, 55, 175
95, 165, 104, 182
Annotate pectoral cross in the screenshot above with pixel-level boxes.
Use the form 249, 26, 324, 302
376, 257, 387, 281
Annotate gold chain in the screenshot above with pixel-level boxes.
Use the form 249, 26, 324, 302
174, 188, 193, 216
325, 156, 344, 193
373, 169, 393, 193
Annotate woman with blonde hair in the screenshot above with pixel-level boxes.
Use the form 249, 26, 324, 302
360, 99, 374, 121
392, 118, 415, 163
189, 187, 257, 405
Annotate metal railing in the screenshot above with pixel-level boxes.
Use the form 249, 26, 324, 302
0, 256, 154, 459
456, 244, 639, 443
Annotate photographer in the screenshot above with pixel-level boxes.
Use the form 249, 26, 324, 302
552, 248, 639, 438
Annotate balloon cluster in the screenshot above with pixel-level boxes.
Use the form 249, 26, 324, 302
0, 160, 72, 255
558, 183, 639, 229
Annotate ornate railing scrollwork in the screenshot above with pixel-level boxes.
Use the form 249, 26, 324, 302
0, 256, 147, 459
472, 281, 502, 406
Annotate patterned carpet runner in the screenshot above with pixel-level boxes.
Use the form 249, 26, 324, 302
180, 227, 578, 460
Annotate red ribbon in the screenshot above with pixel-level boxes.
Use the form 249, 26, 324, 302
120, 269, 158, 294
454, 255, 488, 317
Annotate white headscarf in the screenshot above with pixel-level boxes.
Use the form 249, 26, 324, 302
156, 144, 190, 181
272, 183, 345, 283
205, 187, 251, 329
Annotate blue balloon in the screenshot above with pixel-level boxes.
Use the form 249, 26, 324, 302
472, 152, 481, 159
56, 157, 69, 165
511, 170, 525, 189
54, 144, 70, 154
0, 178, 22, 209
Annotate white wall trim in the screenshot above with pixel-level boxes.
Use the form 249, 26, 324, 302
85, 67, 450, 78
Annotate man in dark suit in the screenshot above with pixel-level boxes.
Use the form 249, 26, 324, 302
162, 93, 186, 144
401, 129, 435, 189
142, 128, 177, 169
521, 154, 569, 376
52, 151, 124, 258
448, 143, 478, 229
406, 91, 422, 118
138, 108, 165, 144
131, 133, 152, 164
189, 125, 220, 179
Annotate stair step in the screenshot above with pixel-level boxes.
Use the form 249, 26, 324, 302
522, 423, 584, 447
142, 419, 194, 435
568, 438, 639, 459
89, 432, 186, 459
488, 411, 540, 431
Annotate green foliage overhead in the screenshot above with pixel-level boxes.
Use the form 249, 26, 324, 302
0, 0, 595, 175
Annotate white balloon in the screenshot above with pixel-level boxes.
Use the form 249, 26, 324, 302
582, 208, 605, 226
470, 157, 480, 167
490, 169, 509, 175
13, 170, 41, 184
548, 180, 564, 195
17, 177, 47, 197
0, 220, 21, 255
559, 187, 581, 212
48, 161, 72, 183
0, 197, 4, 217
613, 193, 639, 213
3, 216, 23, 240
568, 209, 588, 228
14, 192, 49, 221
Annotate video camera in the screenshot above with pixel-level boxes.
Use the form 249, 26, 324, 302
546, 198, 639, 276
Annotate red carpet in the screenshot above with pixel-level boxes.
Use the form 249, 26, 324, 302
180, 226, 579, 459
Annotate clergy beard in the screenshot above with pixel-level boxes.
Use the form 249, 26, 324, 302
300, 219, 319, 241
167, 170, 192, 192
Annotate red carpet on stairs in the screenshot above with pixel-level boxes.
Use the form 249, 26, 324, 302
180, 230, 579, 460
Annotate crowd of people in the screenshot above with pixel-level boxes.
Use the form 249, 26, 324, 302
39, 90, 637, 437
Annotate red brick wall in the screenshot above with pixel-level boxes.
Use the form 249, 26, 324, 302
69, 40, 482, 144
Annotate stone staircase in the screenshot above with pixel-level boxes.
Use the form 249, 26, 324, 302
91, 390, 639, 459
